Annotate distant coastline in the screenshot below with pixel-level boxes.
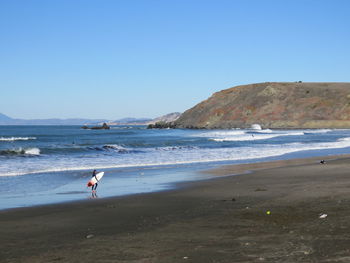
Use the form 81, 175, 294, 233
0, 112, 181, 126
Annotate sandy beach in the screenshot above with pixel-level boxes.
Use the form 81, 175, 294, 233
2, 155, 350, 262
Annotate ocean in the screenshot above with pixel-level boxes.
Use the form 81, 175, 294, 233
1, 125, 350, 209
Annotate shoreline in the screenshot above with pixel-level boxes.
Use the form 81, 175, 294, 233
2, 154, 350, 262
202, 153, 350, 176
1, 153, 346, 212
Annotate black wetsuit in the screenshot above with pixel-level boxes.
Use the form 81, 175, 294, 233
92, 171, 98, 190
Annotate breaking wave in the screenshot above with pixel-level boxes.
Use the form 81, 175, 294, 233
2, 127, 350, 177
155, 146, 199, 151
255, 129, 273, 133
212, 134, 280, 141
337, 137, 350, 142
194, 130, 246, 137
205, 130, 305, 142
87, 144, 132, 153
3, 134, 350, 176
0, 147, 40, 156
4, 136, 350, 177
102, 144, 130, 153
0, 137, 36, 142
303, 129, 332, 134
250, 124, 262, 130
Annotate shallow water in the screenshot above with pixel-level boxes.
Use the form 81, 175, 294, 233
1, 125, 350, 209
0, 163, 217, 210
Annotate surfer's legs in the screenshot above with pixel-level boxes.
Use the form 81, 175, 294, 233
92, 183, 98, 191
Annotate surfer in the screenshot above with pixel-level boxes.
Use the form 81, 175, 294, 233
91, 169, 98, 191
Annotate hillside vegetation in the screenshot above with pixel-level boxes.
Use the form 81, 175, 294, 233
174, 82, 350, 129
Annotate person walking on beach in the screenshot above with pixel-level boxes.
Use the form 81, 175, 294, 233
91, 169, 98, 191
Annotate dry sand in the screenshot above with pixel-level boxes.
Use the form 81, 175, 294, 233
2, 155, 350, 262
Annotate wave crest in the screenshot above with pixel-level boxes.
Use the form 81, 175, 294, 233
88, 144, 131, 153
0, 147, 40, 156
0, 137, 36, 142
212, 134, 279, 141
209, 131, 305, 142
304, 129, 332, 134
102, 144, 129, 153
155, 146, 199, 151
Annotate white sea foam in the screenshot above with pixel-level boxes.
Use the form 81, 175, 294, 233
0, 137, 36, 141
337, 137, 350, 142
303, 129, 332, 134
193, 129, 306, 142
0, 147, 41, 156
255, 129, 273, 133
250, 124, 262, 130
156, 146, 199, 151
212, 134, 280, 141
3, 135, 350, 177
208, 130, 305, 142
194, 130, 246, 137
103, 144, 129, 152
24, 148, 40, 155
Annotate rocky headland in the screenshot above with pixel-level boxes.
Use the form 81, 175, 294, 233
173, 82, 350, 129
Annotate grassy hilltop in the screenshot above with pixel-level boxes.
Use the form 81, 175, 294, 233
174, 82, 350, 129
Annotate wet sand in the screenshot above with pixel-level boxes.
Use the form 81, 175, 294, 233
2, 155, 350, 262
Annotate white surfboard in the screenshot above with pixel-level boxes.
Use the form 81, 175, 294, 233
87, 172, 104, 187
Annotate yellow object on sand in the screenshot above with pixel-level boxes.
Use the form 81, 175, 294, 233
266, 211, 271, 215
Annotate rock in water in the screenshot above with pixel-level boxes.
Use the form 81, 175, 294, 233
82, 123, 110, 130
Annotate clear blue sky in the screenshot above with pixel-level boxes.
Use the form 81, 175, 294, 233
0, 0, 349, 119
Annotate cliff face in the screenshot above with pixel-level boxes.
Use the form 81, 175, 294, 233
174, 82, 350, 129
